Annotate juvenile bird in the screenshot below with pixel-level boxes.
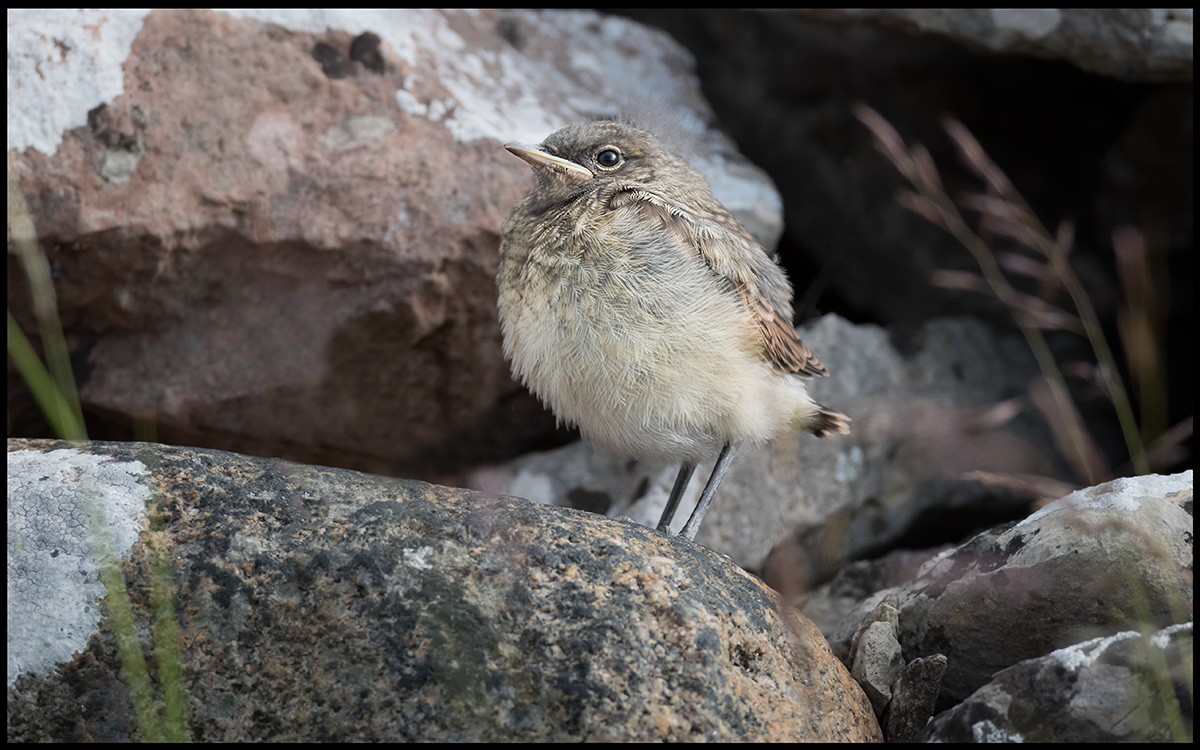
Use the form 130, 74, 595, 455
497, 120, 849, 541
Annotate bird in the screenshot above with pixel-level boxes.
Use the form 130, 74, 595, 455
497, 120, 849, 541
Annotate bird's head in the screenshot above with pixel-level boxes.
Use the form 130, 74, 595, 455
505, 120, 707, 208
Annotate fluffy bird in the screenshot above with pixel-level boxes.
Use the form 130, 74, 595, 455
497, 120, 849, 540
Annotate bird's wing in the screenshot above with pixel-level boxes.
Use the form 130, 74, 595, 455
609, 186, 829, 378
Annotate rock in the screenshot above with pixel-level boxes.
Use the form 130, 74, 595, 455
920, 623, 1193, 742
784, 9, 1193, 81
848, 594, 905, 716
7, 8, 781, 478
800, 547, 949, 648
844, 595, 949, 742
820, 471, 1193, 707
885, 653, 948, 742
6, 438, 881, 742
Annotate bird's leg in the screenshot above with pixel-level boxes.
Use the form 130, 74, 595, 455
656, 463, 695, 533
681, 443, 739, 541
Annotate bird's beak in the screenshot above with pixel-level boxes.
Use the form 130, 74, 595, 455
504, 143, 594, 180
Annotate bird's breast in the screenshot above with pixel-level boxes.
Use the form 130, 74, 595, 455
497, 209, 769, 460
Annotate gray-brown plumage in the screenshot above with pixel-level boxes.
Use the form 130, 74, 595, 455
497, 120, 849, 540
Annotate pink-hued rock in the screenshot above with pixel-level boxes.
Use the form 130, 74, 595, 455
7, 9, 781, 476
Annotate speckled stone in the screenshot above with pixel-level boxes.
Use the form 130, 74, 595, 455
920, 624, 1192, 742
7, 439, 881, 742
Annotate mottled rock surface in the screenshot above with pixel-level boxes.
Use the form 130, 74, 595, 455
819, 471, 1193, 708
786, 9, 1193, 81
921, 623, 1193, 742
7, 439, 881, 742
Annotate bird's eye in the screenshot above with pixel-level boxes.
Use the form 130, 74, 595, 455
595, 148, 622, 169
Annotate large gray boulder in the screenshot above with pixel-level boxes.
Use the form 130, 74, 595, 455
7, 438, 881, 742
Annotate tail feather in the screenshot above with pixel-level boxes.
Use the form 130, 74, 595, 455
811, 406, 851, 438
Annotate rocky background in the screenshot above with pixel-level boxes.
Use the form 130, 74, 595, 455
7, 8, 1193, 742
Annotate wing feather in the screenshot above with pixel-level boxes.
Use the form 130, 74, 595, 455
609, 186, 830, 378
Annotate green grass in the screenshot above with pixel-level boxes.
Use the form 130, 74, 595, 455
8, 159, 188, 741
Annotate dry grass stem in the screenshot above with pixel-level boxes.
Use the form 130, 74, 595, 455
1113, 225, 1169, 442
855, 103, 1162, 486
961, 470, 1079, 507
1029, 376, 1110, 484
1142, 417, 1194, 472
